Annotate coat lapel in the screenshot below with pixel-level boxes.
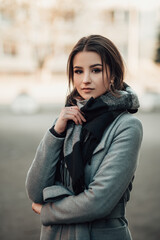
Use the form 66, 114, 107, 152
93, 131, 108, 155
93, 112, 125, 155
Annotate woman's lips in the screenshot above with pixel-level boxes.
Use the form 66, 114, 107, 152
82, 88, 94, 93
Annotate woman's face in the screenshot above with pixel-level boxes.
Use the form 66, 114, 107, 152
73, 51, 109, 100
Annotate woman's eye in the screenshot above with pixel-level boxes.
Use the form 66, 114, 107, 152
92, 68, 102, 73
74, 70, 83, 74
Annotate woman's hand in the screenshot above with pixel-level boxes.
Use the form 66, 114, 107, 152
32, 202, 42, 214
54, 106, 86, 134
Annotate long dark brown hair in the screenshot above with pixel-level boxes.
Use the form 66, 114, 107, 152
66, 34, 125, 104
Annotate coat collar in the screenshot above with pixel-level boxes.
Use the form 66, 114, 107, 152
93, 112, 126, 155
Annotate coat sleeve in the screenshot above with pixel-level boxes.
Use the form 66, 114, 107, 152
40, 116, 143, 225
25, 129, 64, 203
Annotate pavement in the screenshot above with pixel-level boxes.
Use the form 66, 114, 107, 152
0, 109, 160, 240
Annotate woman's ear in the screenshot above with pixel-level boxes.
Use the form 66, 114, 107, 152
109, 79, 115, 91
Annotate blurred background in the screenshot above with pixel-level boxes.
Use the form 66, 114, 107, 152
0, 0, 160, 239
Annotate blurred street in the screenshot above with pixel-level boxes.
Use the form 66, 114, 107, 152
0, 109, 160, 240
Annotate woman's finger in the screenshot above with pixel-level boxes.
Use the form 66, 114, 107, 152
66, 109, 86, 125
64, 113, 80, 125
69, 110, 83, 125
66, 107, 86, 123
54, 106, 86, 134
32, 202, 42, 214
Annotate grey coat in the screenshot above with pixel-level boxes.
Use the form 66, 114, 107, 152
26, 112, 143, 240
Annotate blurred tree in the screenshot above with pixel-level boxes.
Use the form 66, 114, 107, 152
154, 27, 160, 63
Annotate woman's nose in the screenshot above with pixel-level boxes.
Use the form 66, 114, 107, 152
82, 72, 91, 83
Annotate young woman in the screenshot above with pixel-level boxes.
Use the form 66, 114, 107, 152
26, 35, 143, 240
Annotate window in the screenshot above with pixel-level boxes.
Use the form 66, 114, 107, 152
3, 41, 17, 56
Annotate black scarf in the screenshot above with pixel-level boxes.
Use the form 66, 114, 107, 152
58, 83, 139, 195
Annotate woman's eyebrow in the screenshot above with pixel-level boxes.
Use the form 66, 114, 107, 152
73, 66, 82, 69
73, 64, 102, 69
90, 64, 102, 68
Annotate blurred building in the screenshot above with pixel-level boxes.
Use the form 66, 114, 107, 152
0, 0, 159, 73
0, 0, 160, 108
